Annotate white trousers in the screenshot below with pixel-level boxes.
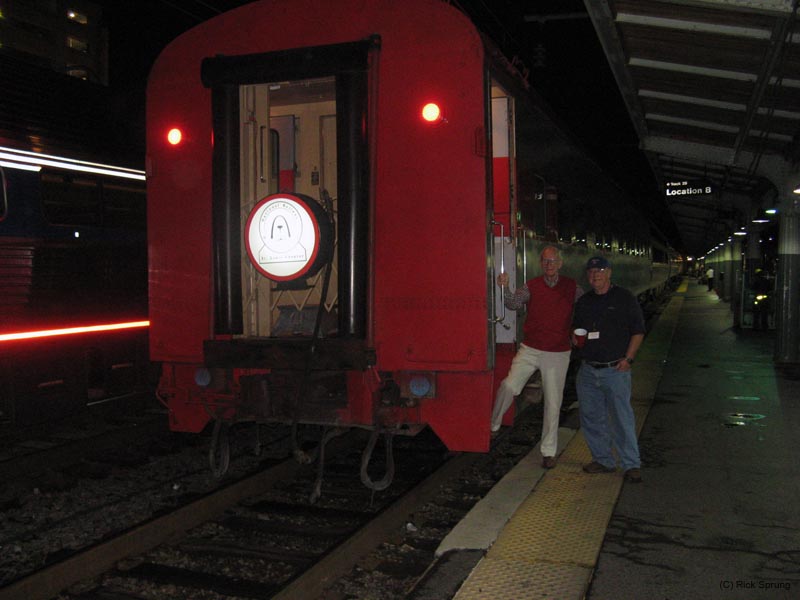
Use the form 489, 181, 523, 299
491, 344, 571, 457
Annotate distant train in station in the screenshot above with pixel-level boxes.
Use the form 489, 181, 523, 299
0, 145, 149, 427
146, 0, 681, 486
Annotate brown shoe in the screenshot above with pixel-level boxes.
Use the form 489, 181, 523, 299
582, 461, 615, 474
624, 468, 642, 483
542, 456, 556, 469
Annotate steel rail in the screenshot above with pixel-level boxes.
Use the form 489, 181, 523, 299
0, 449, 311, 600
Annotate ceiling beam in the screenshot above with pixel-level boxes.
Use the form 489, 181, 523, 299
675, 213, 720, 222
615, 12, 773, 38
524, 13, 589, 23
667, 200, 735, 214
650, 0, 797, 16
643, 136, 736, 163
732, 14, 795, 161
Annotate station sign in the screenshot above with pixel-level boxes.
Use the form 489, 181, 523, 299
244, 193, 333, 281
664, 180, 713, 197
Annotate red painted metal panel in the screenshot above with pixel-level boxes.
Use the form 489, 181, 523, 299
421, 372, 494, 452
147, 0, 497, 445
492, 156, 512, 230
362, 3, 488, 377
147, 0, 487, 364
278, 170, 294, 192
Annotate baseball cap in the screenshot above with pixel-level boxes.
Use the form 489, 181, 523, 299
586, 256, 610, 270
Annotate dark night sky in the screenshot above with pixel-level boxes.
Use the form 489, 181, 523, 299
99, 0, 252, 88
94, 0, 253, 152
97, 0, 632, 153
93, 0, 674, 242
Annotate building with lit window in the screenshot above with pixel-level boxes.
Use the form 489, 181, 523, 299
0, 0, 108, 84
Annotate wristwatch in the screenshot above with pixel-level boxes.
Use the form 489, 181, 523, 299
625, 357, 634, 364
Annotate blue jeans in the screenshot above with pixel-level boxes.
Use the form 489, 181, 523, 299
577, 363, 640, 470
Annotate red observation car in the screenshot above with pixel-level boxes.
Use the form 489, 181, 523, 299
146, 0, 672, 484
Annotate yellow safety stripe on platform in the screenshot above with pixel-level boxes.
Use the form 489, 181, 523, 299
453, 431, 622, 599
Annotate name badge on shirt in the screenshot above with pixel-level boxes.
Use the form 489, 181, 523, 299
588, 331, 600, 340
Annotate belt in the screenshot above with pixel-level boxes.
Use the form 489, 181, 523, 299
584, 359, 621, 369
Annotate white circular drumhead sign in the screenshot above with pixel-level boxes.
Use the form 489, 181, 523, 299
245, 194, 322, 280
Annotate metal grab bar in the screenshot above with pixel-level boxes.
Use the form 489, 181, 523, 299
259, 125, 267, 183
491, 220, 507, 325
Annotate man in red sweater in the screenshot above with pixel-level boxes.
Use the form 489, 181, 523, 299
490, 245, 582, 469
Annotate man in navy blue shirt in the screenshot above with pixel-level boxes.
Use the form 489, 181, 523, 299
572, 256, 645, 483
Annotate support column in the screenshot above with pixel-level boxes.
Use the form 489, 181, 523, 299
721, 241, 734, 302
708, 253, 719, 295
775, 206, 800, 363
741, 231, 763, 329
731, 239, 743, 327
745, 230, 762, 269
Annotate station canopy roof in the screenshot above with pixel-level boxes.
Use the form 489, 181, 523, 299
584, 0, 800, 257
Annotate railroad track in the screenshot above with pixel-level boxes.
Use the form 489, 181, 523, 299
0, 408, 166, 486
0, 400, 545, 600
2, 450, 308, 599
1, 426, 490, 600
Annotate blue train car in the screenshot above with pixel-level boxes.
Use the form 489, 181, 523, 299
0, 146, 150, 426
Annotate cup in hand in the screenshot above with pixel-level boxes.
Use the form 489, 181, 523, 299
573, 328, 588, 348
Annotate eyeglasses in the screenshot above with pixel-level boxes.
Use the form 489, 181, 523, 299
588, 268, 607, 274
541, 258, 560, 265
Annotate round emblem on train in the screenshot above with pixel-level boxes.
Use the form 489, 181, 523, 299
244, 193, 333, 281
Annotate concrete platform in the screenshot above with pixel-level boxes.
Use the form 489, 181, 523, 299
408, 278, 799, 599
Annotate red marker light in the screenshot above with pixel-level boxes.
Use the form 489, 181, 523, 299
167, 128, 183, 145
421, 103, 443, 123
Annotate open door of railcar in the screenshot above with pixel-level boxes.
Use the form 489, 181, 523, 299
200, 40, 375, 424
238, 81, 338, 340
489, 78, 523, 427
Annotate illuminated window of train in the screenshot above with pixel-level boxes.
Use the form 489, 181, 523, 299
41, 171, 101, 226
